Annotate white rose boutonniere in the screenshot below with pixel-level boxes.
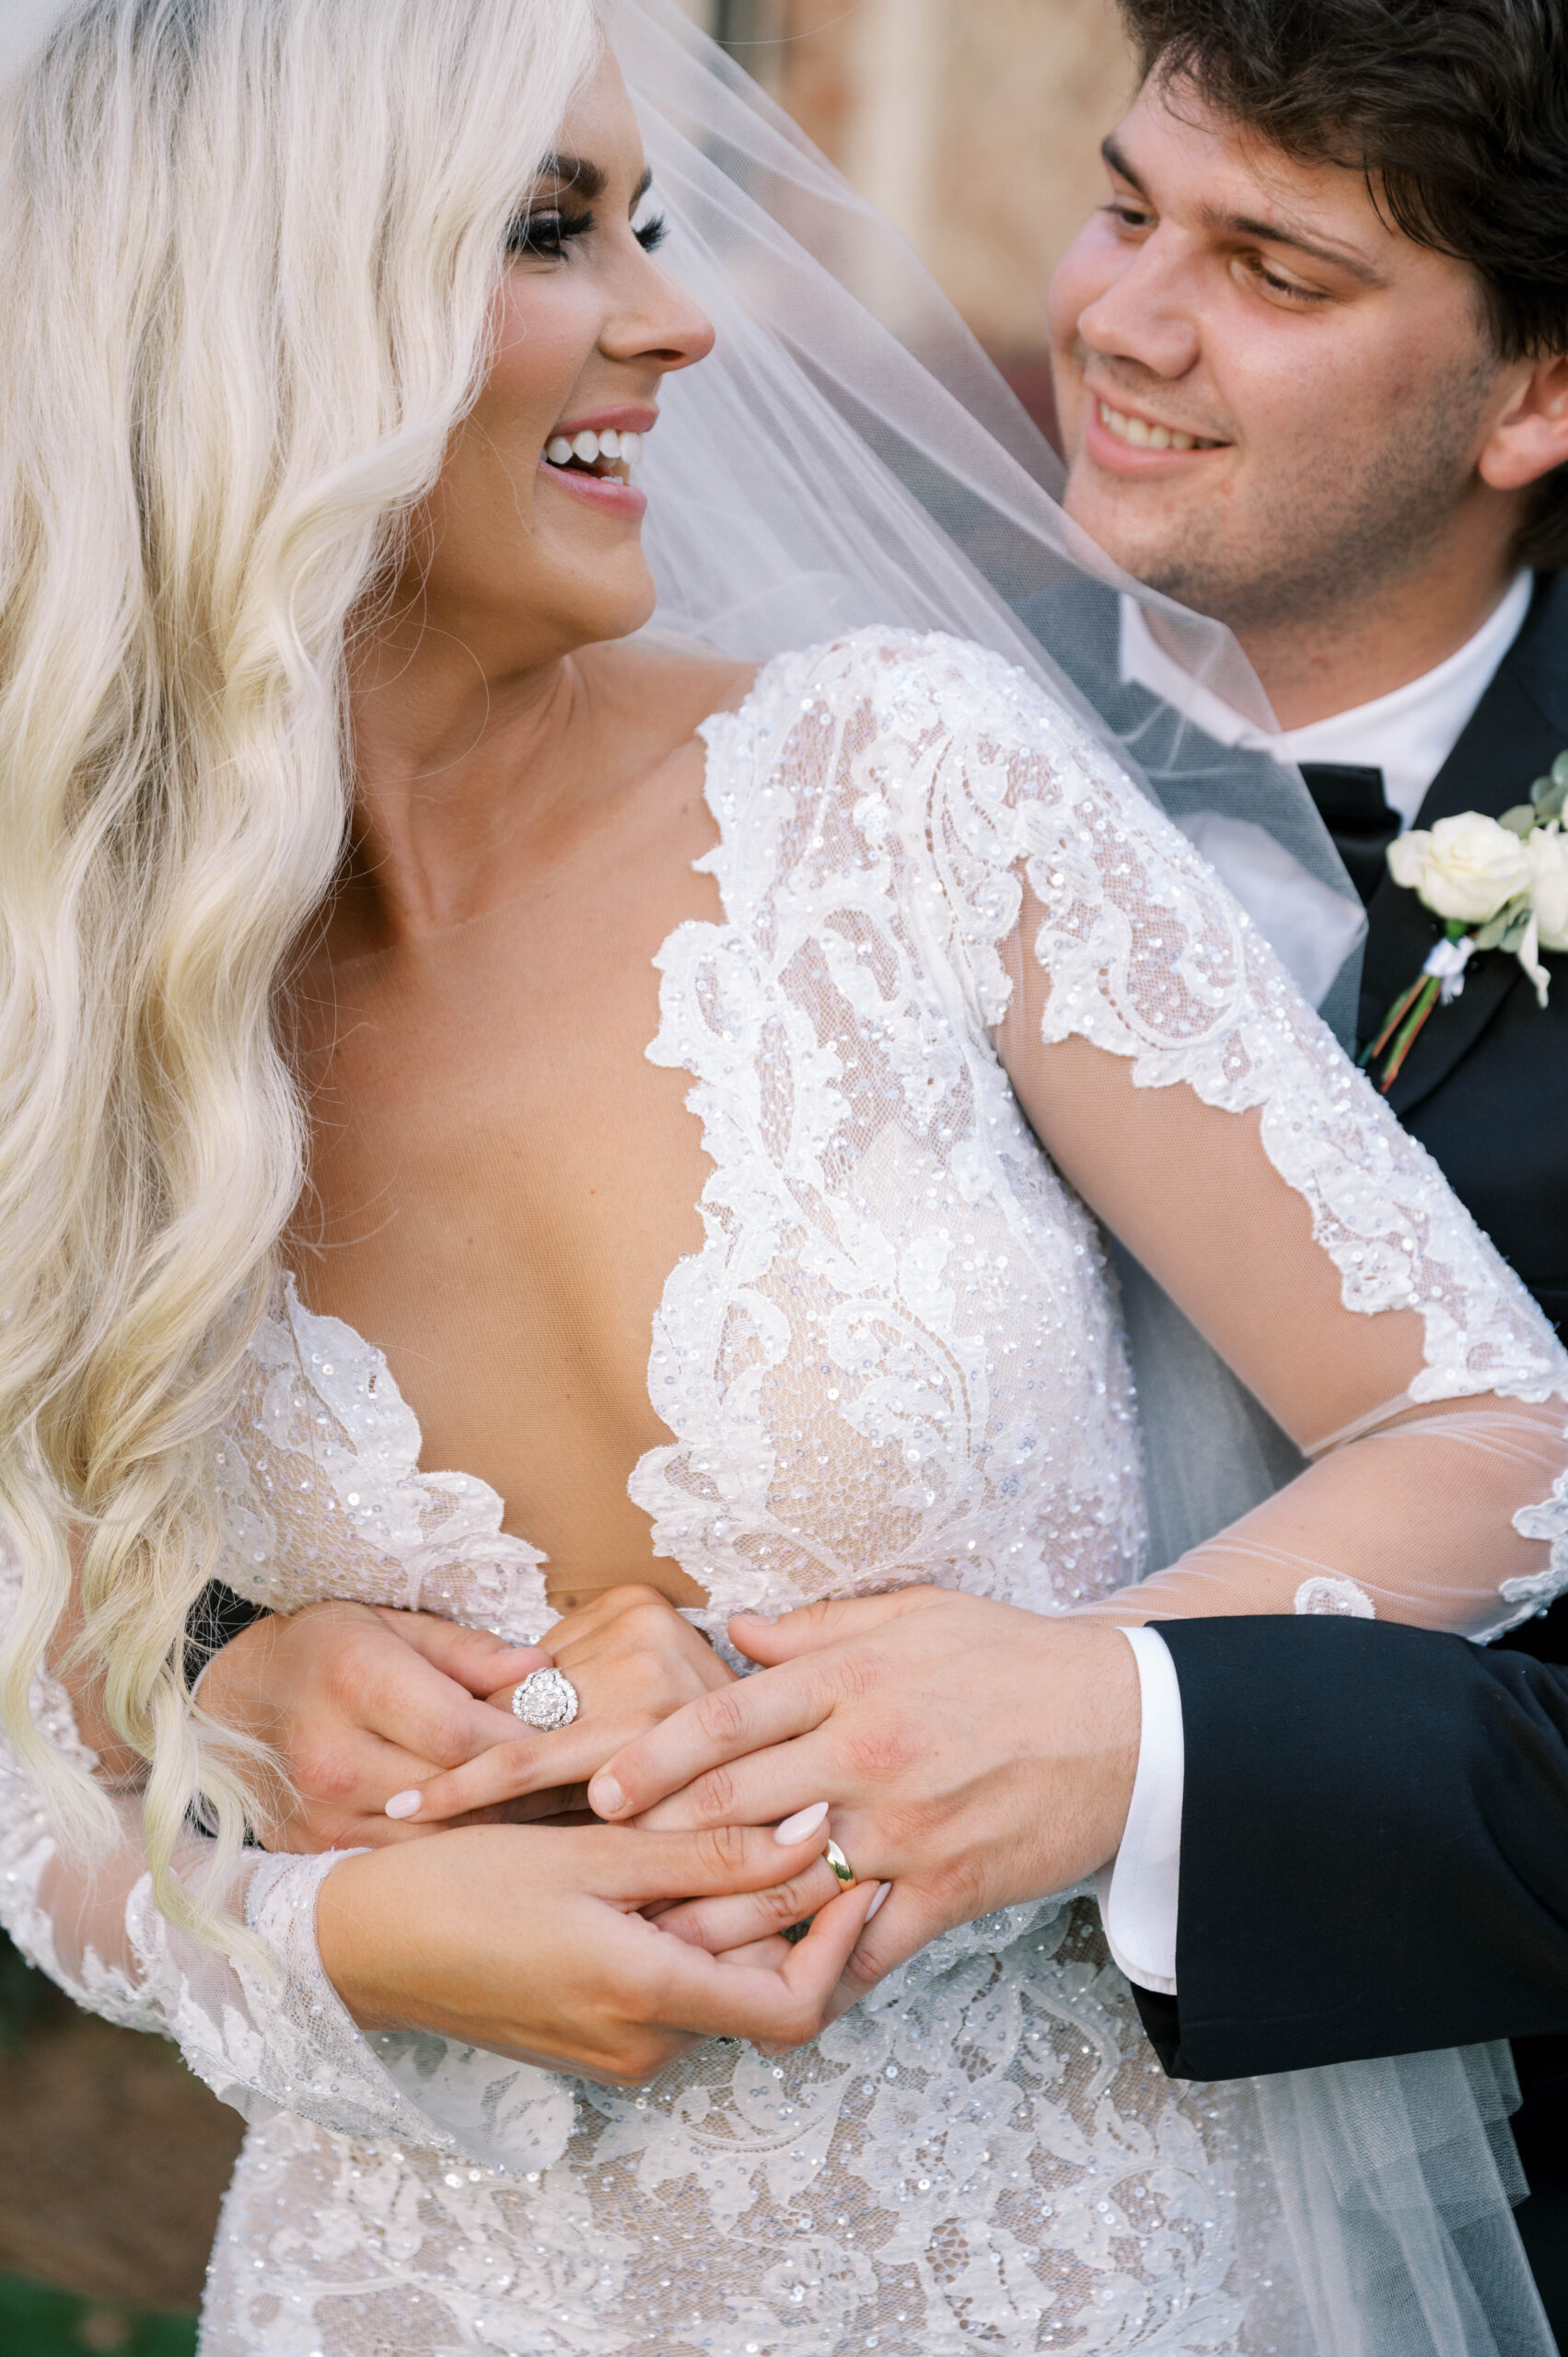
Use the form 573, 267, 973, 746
1385, 812, 1533, 922
1365, 754, 1568, 1089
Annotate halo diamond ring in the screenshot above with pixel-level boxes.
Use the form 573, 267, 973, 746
510, 1666, 580, 1732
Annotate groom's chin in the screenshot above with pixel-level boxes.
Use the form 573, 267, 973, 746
1061, 461, 1213, 607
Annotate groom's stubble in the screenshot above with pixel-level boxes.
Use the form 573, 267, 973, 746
1074, 337, 1504, 641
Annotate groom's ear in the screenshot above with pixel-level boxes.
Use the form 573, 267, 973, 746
1478, 352, 1568, 493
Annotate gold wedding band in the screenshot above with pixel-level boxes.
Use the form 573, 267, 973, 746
825, 1839, 855, 1887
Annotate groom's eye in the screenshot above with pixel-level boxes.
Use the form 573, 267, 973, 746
1239, 252, 1330, 307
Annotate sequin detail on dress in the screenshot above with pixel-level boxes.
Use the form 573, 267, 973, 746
3, 632, 1565, 2357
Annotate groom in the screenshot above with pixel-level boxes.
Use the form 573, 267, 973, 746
1031, 0, 1568, 2301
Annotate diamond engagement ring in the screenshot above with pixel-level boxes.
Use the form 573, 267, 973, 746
510, 1667, 580, 1731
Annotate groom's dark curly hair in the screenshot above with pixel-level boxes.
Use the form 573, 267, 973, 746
1116, 0, 1568, 568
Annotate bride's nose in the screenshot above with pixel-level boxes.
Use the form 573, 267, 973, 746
602, 270, 715, 378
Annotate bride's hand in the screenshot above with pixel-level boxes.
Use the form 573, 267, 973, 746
380, 1583, 736, 1827
196, 1600, 552, 1851
315, 1819, 878, 2084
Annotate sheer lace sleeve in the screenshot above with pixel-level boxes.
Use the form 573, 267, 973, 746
0, 1544, 573, 2167
877, 631, 1568, 1638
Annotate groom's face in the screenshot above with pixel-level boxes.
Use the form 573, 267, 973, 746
1047, 75, 1513, 631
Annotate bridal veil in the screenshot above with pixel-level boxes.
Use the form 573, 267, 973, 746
0, 4, 1551, 2353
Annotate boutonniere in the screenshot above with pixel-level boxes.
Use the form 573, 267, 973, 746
1362, 756, 1568, 1091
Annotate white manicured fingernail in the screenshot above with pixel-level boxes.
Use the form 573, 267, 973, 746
384, 1790, 422, 1820
865, 1881, 891, 1921
774, 1800, 830, 1845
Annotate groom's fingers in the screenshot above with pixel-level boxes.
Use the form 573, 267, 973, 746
588, 1655, 843, 1820
728, 1586, 948, 1666
652, 1851, 845, 1953
632, 1734, 836, 1833
581, 1819, 841, 1908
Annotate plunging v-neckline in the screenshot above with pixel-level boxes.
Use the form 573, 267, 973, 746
275, 672, 772, 1614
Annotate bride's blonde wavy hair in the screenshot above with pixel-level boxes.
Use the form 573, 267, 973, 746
0, 0, 598, 1945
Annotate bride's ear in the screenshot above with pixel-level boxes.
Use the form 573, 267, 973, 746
1478, 351, 1568, 493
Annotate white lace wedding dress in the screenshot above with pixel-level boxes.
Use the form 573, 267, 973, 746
4, 631, 1565, 2357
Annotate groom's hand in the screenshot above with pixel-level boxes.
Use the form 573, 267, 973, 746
587, 1589, 1140, 2013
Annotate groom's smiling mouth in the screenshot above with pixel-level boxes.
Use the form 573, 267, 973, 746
1097, 400, 1224, 452
1084, 389, 1230, 468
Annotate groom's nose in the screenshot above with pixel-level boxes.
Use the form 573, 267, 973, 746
1071, 231, 1205, 385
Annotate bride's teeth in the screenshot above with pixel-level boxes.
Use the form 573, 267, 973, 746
546, 435, 573, 465
571, 429, 600, 462
597, 427, 621, 459
621, 430, 642, 463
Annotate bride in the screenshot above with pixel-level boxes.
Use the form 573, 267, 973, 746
2, 2, 1565, 2352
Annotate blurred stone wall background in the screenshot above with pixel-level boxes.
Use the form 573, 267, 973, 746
684, 0, 1136, 406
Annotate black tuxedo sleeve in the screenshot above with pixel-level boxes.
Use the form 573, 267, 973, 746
1134, 1615, 1568, 2081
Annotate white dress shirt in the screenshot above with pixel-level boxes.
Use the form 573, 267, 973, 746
1098, 572, 1535, 1995
1120, 568, 1533, 831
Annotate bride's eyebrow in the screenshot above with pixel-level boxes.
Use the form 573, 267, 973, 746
535, 157, 656, 212
539, 154, 607, 199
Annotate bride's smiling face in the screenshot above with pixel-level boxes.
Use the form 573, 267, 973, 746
406, 52, 714, 664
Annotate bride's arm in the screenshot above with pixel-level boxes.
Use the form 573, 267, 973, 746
2, 1544, 867, 2170
990, 848, 1567, 1637
997, 979, 1565, 1634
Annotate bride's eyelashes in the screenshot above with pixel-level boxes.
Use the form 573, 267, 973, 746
506, 203, 596, 260
505, 203, 668, 261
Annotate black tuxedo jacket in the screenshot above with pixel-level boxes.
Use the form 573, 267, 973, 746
1132, 1616, 1568, 2084
1357, 569, 1568, 1351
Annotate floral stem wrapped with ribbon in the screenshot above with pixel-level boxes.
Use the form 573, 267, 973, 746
1363, 753, 1568, 1089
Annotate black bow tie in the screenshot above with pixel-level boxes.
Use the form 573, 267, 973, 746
1297, 762, 1399, 907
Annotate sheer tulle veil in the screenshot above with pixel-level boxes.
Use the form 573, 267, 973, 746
0, 4, 1550, 2353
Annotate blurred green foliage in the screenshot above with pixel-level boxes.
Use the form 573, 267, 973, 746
0, 1924, 50, 2046
0, 2275, 196, 2357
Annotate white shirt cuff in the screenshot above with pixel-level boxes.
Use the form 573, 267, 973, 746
1095, 1624, 1184, 1995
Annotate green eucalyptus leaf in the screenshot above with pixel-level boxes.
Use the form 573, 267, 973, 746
1473, 912, 1513, 949
1501, 804, 1538, 836
1534, 774, 1568, 819
1551, 749, 1568, 788
1502, 913, 1531, 952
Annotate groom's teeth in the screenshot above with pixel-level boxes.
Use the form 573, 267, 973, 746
1098, 399, 1217, 452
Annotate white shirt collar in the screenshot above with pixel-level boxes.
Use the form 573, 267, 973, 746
1119, 569, 1534, 830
